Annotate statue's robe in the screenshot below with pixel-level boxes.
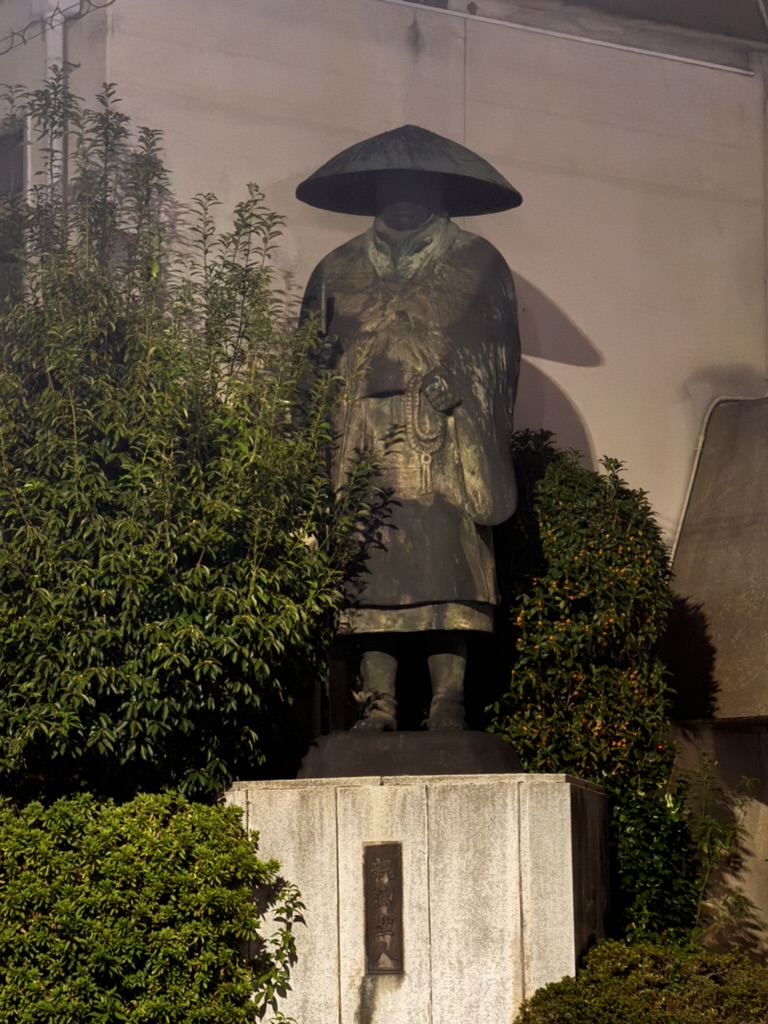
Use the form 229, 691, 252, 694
301, 215, 520, 633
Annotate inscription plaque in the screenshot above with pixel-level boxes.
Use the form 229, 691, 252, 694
363, 843, 404, 974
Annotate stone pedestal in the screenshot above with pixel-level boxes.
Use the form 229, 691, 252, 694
227, 773, 608, 1024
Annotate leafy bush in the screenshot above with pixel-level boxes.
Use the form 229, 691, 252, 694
491, 432, 698, 939
682, 754, 759, 948
0, 74, 365, 800
514, 939, 768, 1024
0, 792, 302, 1023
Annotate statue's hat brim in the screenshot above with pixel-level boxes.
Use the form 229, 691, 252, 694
295, 124, 522, 217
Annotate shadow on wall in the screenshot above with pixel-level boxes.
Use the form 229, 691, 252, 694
514, 273, 601, 470
662, 598, 720, 722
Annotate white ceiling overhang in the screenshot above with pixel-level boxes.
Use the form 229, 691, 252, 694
377, 0, 767, 75
389, 0, 768, 45
571, 0, 768, 45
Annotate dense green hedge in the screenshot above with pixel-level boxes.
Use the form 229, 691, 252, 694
514, 940, 768, 1024
0, 793, 302, 1023
492, 433, 697, 938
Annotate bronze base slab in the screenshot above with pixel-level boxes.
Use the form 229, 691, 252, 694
297, 730, 522, 778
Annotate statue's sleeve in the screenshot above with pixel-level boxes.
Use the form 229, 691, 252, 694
298, 259, 356, 492
452, 256, 520, 527
299, 261, 324, 331
295, 262, 328, 435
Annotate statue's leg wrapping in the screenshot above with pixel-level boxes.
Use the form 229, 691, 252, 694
352, 646, 398, 731
426, 634, 467, 731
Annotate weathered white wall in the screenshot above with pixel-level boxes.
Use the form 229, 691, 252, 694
0, 2, 106, 96
0, 0, 106, 184
0, 0, 46, 101
4, 0, 766, 540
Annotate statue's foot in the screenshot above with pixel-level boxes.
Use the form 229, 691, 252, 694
427, 698, 466, 731
351, 711, 396, 732
352, 690, 397, 732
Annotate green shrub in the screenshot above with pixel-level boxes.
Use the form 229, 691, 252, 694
0, 792, 302, 1023
0, 75, 366, 800
514, 939, 768, 1024
491, 432, 697, 939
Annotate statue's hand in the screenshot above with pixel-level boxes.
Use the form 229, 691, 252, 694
422, 370, 460, 413
315, 333, 341, 370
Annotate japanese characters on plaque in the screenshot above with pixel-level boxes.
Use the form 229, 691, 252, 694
363, 843, 404, 974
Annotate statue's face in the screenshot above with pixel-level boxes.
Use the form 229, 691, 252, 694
376, 172, 442, 231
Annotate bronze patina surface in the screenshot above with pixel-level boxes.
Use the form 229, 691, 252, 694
298, 125, 521, 732
296, 123, 522, 217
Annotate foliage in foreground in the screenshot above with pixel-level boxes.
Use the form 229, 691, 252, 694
514, 939, 768, 1024
0, 793, 302, 1024
0, 75, 366, 801
492, 432, 697, 940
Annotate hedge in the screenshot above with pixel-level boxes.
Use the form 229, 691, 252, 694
0, 793, 302, 1023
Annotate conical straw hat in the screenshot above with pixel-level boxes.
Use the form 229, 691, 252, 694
296, 124, 522, 217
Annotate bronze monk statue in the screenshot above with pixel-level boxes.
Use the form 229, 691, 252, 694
297, 125, 522, 732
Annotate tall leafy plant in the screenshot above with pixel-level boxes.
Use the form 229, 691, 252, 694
491, 431, 698, 939
0, 74, 365, 801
